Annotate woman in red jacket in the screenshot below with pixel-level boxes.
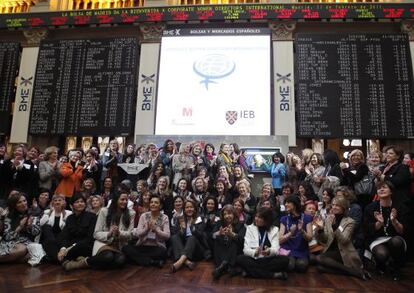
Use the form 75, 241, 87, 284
55, 150, 83, 201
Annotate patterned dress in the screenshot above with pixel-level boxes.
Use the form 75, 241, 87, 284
0, 216, 40, 256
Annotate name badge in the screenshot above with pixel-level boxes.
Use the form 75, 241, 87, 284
338, 226, 344, 233
147, 231, 156, 240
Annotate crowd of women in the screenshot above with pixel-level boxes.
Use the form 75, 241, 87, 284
0, 140, 413, 281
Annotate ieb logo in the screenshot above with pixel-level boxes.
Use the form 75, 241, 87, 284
225, 110, 255, 125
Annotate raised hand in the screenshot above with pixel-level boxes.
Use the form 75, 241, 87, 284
327, 214, 336, 226
19, 216, 28, 228
374, 211, 384, 223
27, 216, 34, 227
219, 227, 226, 236
314, 216, 324, 230
32, 198, 38, 209
289, 224, 297, 234
390, 208, 398, 222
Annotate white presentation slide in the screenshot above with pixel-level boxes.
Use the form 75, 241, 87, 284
155, 28, 271, 135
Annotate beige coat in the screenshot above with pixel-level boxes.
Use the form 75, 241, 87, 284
317, 216, 363, 271
92, 207, 135, 256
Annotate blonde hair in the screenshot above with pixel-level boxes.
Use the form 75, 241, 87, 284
68, 150, 80, 159
368, 150, 383, 162
332, 196, 349, 214
236, 179, 251, 193
179, 143, 190, 154
349, 149, 365, 165
51, 194, 67, 210
192, 176, 207, 192
44, 146, 59, 161
302, 148, 314, 164
155, 176, 171, 195
334, 186, 356, 203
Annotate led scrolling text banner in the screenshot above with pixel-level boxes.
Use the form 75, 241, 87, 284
0, 3, 413, 29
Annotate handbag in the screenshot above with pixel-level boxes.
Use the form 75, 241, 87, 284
354, 174, 374, 195
27, 243, 46, 266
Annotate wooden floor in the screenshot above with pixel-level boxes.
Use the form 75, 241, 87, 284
1, 261, 414, 293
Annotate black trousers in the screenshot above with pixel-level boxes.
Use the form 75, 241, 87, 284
122, 244, 167, 266
170, 234, 204, 261
87, 250, 126, 269
236, 254, 289, 278
41, 225, 60, 263
213, 238, 239, 267
41, 225, 93, 262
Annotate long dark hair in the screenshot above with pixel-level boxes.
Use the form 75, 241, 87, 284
323, 149, 341, 167
106, 192, 130, 228
220, 204, 238, 226
8, 192, 29, 230
162, 139, 175, 154
203, 143, 215, 156
298, 181, 316, 200
202, 196, 218, 215
184, 200, 198, 222
322, 188, 335, 208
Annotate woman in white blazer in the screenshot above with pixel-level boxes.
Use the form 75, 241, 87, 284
236, 207, 289, 279
40, 194, 72, 262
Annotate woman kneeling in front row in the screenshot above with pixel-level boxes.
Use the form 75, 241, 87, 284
122, 194, 170, 267
236, 207, 289, 279
314, 196, 369, 280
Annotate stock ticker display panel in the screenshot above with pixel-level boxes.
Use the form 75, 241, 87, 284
295, 34, 414, 139
29, 38, 138, 136
0, 42, 20, 135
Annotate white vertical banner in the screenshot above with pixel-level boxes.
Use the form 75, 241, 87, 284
273, 41, 296, 146
10, 47, 39, 143
134, 43, 160, 137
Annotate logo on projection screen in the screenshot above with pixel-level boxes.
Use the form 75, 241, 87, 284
193, 54, 235, 90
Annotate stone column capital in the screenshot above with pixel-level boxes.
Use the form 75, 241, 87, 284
22, 29, 48, 47
269, 21, 297, 41
401, 20, 414, 41
139, 23, 166, 43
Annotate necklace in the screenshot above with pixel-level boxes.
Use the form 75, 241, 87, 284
379, 205, 391, 236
